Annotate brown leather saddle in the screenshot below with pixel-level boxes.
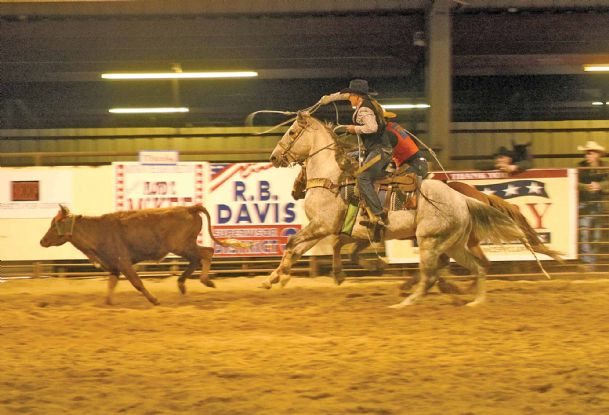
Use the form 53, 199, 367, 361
340, 172, 419, 211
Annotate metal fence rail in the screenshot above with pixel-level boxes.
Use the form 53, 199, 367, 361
1, 255, 606, 283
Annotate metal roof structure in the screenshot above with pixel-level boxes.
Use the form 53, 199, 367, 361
2, 0, 609, 128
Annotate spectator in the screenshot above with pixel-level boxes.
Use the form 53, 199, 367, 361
493, 143, 533, 173
577, 140, 609, 270
475, 142, 533, 173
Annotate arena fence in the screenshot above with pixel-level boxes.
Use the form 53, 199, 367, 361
2, 159, 609, 281
0, 249, 605, 283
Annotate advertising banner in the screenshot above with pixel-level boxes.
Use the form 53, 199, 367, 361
385, 169, 578, 263
208, 163, 305, 256
113, 162, 207, 211
0, 169, 73, 218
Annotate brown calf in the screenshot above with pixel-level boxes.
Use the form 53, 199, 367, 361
40, 204, 247, 305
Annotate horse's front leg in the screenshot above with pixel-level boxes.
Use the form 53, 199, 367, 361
389, 237, 441, 308
261, 223, 332, 289
330, 235, 350, 286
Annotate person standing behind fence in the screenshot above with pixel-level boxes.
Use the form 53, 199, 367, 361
576, 140, 609, 270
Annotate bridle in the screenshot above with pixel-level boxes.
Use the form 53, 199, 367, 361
275, 120, 309, 166
276, 117, 339, 168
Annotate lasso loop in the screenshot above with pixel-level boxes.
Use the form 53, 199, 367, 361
245, 101, 325, 135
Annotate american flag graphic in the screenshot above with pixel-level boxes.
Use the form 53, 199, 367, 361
474, 180, 549, 200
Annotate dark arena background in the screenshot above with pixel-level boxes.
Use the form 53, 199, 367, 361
2, 1, 609, 414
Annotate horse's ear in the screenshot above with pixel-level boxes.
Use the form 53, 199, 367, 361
296, 111, 308, 127
59, 204, 70, 218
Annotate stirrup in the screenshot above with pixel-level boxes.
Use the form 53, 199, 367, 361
360, 215, 386, 228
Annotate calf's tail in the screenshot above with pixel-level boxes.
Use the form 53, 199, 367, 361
466, 197, 551, 279
191, 205, 252, 248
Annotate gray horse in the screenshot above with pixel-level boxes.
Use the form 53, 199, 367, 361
264, 112, 530, 307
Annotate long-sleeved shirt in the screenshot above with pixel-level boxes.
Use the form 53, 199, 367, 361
324, 92, 388, 152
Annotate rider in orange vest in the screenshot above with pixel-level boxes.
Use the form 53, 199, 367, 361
384, 111, 429, 182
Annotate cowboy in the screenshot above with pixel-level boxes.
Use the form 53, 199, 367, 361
493, 144, 532, 173
319, 79, 392, 227
576, 140, 609, 270
383, 111, 429, 182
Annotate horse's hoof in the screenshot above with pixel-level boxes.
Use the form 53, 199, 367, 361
259, 281, 273, 290
332, 272, 347, 285
178, 282, 186, 295
279, 276, 291, 288
465, 299, 486, 307
201, 279, 216, 288
389, 294, 418, 308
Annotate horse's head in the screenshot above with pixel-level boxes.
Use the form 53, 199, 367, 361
270, 111, 317, 167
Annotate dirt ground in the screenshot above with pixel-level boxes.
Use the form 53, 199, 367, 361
1, 274, 609, 415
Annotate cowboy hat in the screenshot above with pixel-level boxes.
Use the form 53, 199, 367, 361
493, 146, 514, 159
577, 140, 606, 153
382, 110, 397, 119
340, 79, 378, 96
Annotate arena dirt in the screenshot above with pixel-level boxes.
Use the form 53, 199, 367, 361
1, 275, 609, 415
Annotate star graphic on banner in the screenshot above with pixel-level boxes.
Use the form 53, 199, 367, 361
503, 184, 520, 197
481, 187, 496, 195
527, 181, 543, 194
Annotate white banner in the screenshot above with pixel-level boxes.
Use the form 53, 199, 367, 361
113, 162, 207, 211
208, 163, 305, 256
386, 169, 578, 263
0, 169, 73, 218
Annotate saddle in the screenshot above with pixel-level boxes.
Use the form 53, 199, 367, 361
340, 172, 419, 211
292, 167, 419, 238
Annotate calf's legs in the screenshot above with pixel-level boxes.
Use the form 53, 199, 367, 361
106, 273, 119, 305
176, 246, 215, 294
198, 247, 215, 288
118, 260, 159, 305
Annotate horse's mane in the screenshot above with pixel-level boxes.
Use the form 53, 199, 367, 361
306, 115, 358, 176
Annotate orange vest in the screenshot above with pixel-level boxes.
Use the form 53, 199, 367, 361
386, 122, 419, 167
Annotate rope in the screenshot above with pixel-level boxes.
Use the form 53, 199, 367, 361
245, 101, 325, 136
404, 128, 450, 178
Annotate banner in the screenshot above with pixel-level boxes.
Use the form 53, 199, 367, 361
208, 163, 305, 256
113, 162, 207, 211
385, 169, 578, 263
0, 169, 73, 218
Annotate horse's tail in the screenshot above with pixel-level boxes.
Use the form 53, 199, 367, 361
191, 205, 252, 248
466, 198, 552, 279
486, 195, 565, 263
466, 197, 526, 245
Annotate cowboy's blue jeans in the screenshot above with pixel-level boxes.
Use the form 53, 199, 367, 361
579, 202, 603, 264
357, 149, 390, 217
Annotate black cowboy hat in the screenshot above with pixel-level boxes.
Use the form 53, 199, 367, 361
494, 146, 514, 159
340, 79, 378, 96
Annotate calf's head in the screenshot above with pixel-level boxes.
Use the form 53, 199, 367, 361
40, 205, 75, 247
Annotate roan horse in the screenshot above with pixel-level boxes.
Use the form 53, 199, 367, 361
263, 112, 539, 307
330, 180, 563, 291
